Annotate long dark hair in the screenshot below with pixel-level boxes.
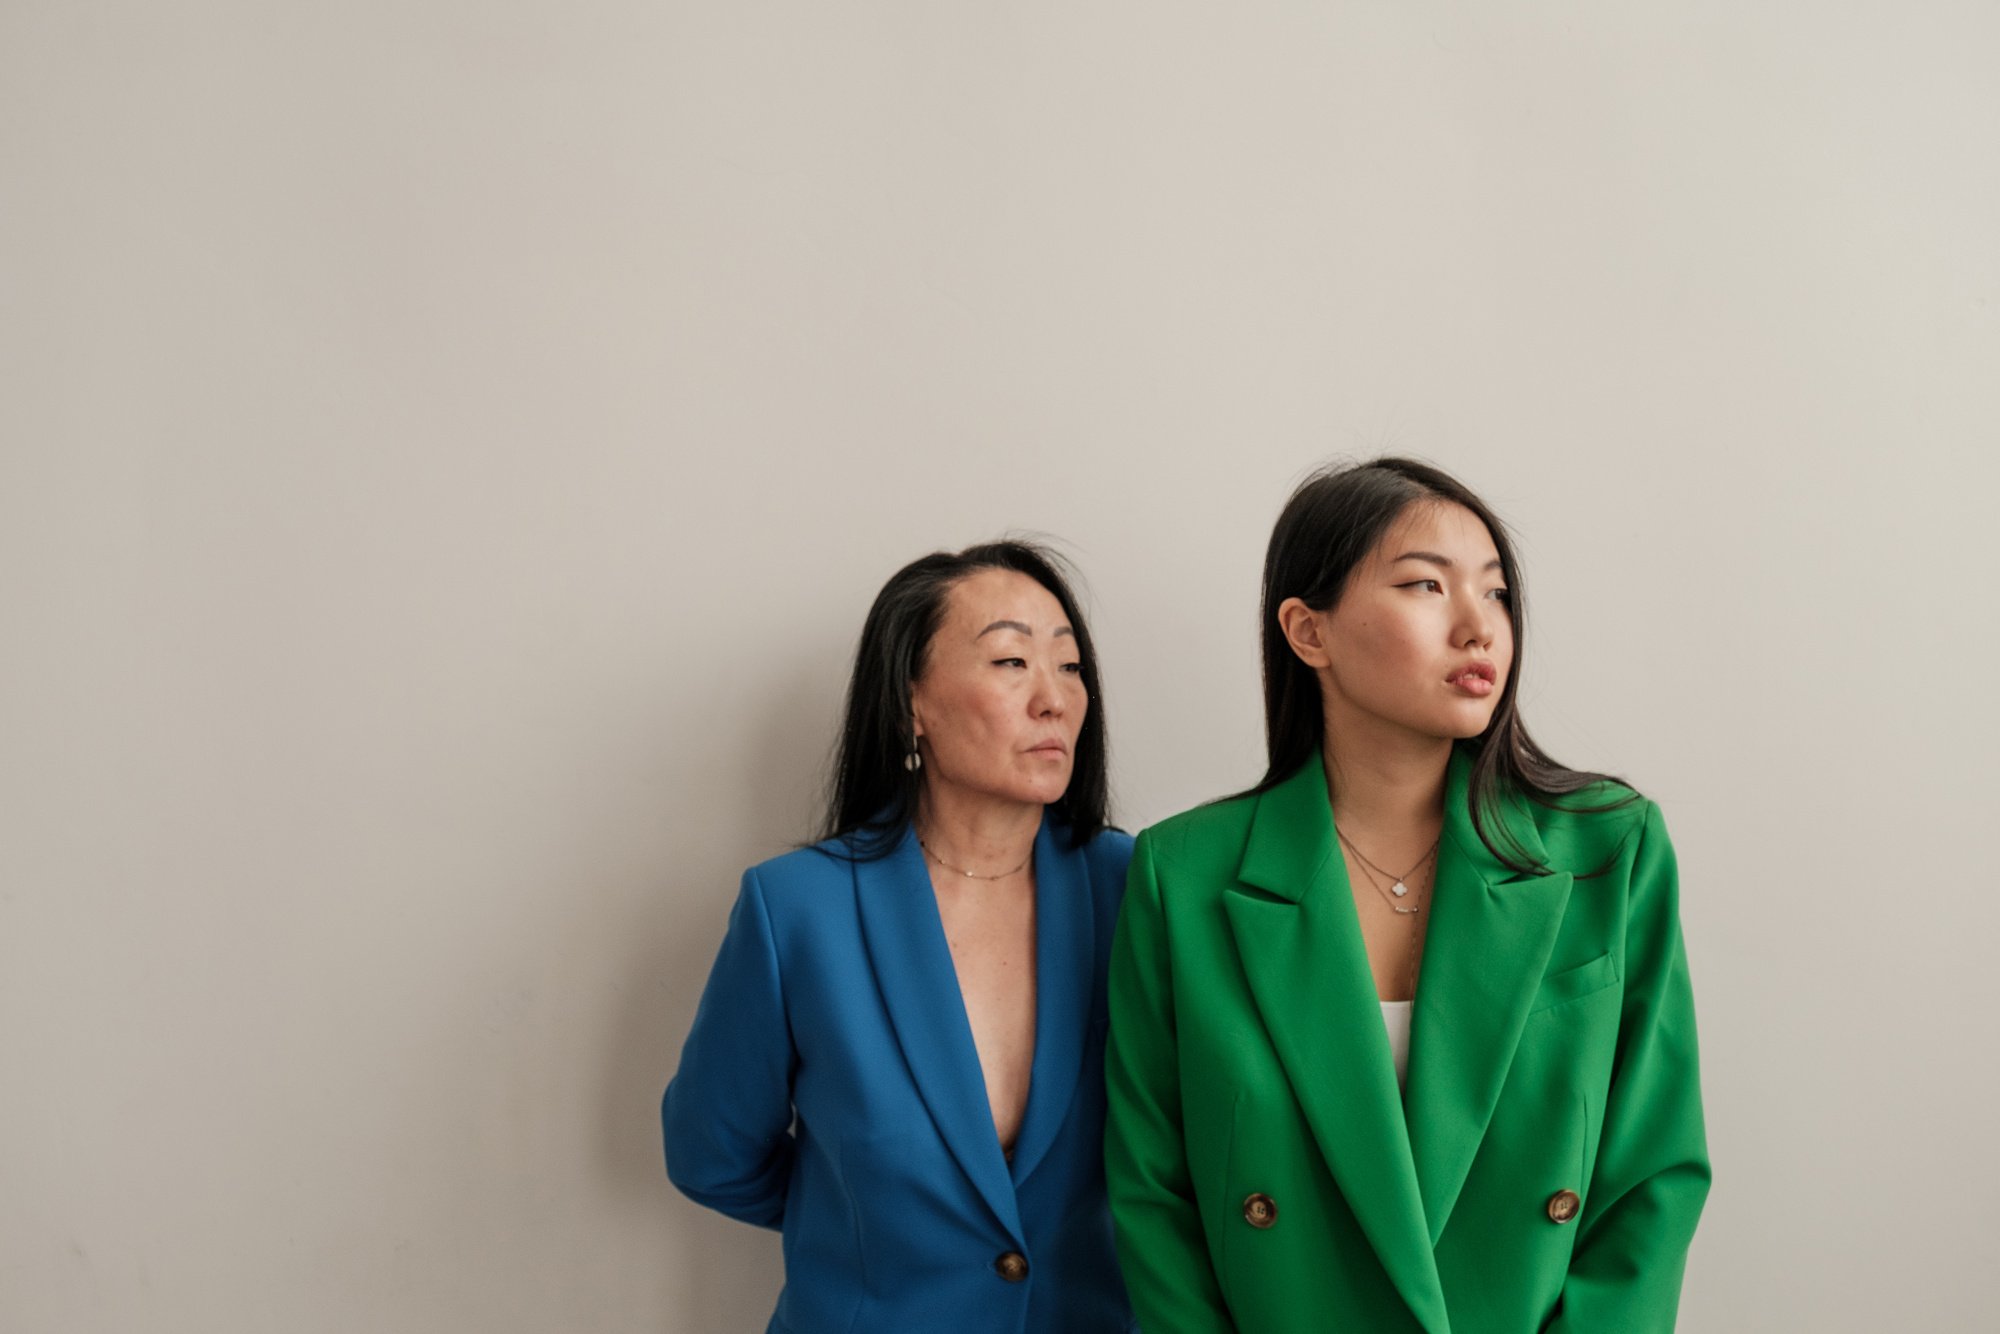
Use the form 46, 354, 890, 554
820, 539, 1110, 858
1255, 457, 1633, 871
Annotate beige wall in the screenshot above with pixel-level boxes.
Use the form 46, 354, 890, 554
4, 2, 1996, 1330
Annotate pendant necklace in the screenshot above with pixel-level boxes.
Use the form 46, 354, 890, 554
1339, 830, 1438, 993
1337, 829, 1439, 915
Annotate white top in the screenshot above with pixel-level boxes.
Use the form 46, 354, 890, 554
1380, 1000, 1414, 1091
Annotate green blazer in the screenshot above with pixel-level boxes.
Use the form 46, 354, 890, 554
1105, 747, 1708, 1334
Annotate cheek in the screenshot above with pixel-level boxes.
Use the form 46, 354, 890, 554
1330, 614, 1446, 710
936, 685, 1014, 755
1351, 616, 1429, 675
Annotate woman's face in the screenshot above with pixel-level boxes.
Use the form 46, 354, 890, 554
910, 568, 1088, 812
1287, 500, 1515, 748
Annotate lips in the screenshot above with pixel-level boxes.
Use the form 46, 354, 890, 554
1027, 741, 1070, 757
1446, 662, 1498, 697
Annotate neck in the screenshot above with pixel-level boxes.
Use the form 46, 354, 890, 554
1320, 706, 1453, 838
915, 781, 1042, 876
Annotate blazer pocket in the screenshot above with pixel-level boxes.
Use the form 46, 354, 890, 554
1529, 951, 1619, 1014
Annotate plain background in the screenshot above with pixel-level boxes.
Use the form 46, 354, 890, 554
4, 2, 1996, 1330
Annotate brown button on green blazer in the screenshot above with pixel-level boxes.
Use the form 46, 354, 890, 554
1104, 747, 1709, 1333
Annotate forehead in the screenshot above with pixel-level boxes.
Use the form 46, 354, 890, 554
1375, 500, 1500, 563
941, 567, 1067, 629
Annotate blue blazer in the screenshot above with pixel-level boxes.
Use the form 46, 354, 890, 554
663, 816, 1137, 1334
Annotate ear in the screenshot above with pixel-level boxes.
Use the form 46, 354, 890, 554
1277, 597, 1333, 669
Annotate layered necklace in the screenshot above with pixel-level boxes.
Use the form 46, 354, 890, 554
1336, 828, 1439, 992
1336, 830, 1439, 914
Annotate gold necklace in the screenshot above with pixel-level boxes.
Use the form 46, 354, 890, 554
1336, 830, 1439, 913
918, 836, 1031, 880
1338, 836, 1435, 994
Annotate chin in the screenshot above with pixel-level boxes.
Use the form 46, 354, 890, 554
1010, 763, 1073, 802
969, 777, 1068, 809
1426, 707, 1500, 741
1014, 777, 1072, 808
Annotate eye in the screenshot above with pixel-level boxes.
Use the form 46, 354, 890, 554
1060, 662, 1084, 674
1397, 579, 1444, 594
1487, 587, 1511, 603
992, 657, 1027, 668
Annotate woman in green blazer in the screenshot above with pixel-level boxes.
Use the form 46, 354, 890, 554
1105, 459, 1708, 1333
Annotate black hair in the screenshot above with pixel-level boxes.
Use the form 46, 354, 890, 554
820, 539, 1109, 858
1254, 457, 1634, 871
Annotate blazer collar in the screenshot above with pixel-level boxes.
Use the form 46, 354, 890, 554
1006, 820, 1094, 1193
1229, 749, 1448, 1333
1227, 746, 1571, 1332
1405, 748, 1572, 1244
851, 815, 1093, 1245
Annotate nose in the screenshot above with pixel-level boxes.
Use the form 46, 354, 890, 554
1453, 591, 1499, 650
1028, 662, 1069, 718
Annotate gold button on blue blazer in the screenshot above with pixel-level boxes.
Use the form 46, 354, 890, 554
665, 816, 1138, 1334
1106, 746, 1710, 1332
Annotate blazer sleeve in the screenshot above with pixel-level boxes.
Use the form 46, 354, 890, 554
1104, 830, 1239, 1334
660, 866, 797, 1229
1546, 802, 1711, 1331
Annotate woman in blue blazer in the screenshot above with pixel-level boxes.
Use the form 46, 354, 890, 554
664, 540, 1136, 1334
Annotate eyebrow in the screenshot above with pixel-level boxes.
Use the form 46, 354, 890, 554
976, 620, 1075, 639
1390, 551, 1504, 573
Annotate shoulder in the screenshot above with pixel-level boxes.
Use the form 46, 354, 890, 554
1077, 824, 1136, 878
1144, 788, 1260, 855
1061, 826, 1137, 942
1133, 789, 1260, 876
1527, 785, 1670, 879
737, 840, 862, 914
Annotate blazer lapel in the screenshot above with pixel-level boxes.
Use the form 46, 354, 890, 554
1006, 819, 1093, 1188
1404, 749, 1573, 1244
853, 827, 1023, 1242
1226, 753, 1450, 1334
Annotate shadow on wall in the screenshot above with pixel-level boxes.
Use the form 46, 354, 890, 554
607, 658, 840, 1329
